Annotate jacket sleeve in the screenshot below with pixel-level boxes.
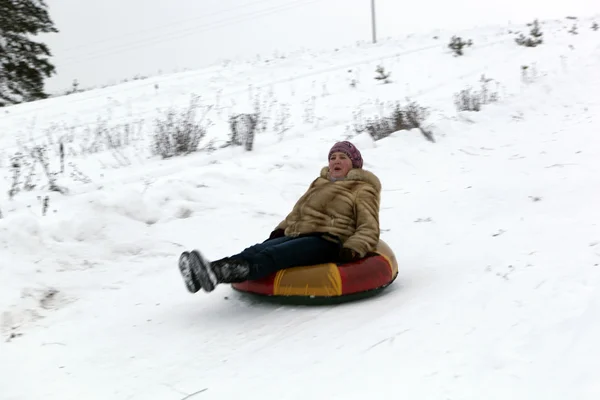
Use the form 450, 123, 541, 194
342, 185, 380, 257
275, 179, 318, 231
275, 216, 290, 231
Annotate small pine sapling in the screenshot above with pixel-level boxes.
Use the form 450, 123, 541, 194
374, 65, 391, 84
448, 36, 473, 56
66, 79, 80, 95
348, 69, 358, 88
516, 19, 543, 47
568, 24, 578, 35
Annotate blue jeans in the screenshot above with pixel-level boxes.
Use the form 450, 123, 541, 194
232, 235, 340, 280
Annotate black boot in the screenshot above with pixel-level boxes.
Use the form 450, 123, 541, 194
211, 256, 251, 284
187, 250, 217, 292
178, 251, 201, 293
187, 251, 250, 293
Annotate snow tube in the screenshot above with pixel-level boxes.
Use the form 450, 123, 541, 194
231, 239, 398, 304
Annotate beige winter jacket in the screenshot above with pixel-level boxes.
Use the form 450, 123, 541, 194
276, 166, 381, 257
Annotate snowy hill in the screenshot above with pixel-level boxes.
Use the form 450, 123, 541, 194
1, 17, 600, 399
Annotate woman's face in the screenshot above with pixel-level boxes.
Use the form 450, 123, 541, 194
329, 152, 353, 179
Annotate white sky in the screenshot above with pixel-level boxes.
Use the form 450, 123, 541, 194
41, 0, 600, 92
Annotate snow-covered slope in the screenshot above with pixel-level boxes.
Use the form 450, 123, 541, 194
40, 0, 600, 92
1, 17, 600, 399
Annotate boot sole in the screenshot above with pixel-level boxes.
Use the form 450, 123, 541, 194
178, 251, 201, 293
189, 250, 218, 292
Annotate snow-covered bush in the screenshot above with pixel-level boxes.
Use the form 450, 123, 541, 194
454, 75, 499, 112
448, 36, 473, 56
591, 22, 598, 31
515, 19, 543, 47
151, 96, 210, 159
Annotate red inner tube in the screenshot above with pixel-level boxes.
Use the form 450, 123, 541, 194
232, 252, 396, 297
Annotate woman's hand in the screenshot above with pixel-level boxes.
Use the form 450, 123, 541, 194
268, 228, 285, 240
339, 247, 360, 262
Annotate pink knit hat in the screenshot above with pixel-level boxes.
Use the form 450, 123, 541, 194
328, 141, 363, 169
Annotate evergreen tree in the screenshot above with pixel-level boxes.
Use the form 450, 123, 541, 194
0, 0, 58, 107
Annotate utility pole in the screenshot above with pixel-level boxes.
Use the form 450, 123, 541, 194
371, 0, 377, 44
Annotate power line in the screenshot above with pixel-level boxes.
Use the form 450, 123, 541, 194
61, 0, 320, 62
60, 0, 322, 64
61, 0, 283, 52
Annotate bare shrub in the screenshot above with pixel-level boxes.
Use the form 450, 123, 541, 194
302, 96, 316, 124
8, 152, 23, 199
273, 102, 292, 140
46, 118, 145, 158
228, 113, 258, 151
68, 162, 92, 184
151, 96, 211, 159
104, 130, 132, 167
404, 102, 434, 142
593, 22, 599, 31
22, 149, 39, 191
7, 144, 68, 200
32, 145, 68, 194
59, 142, 65, 173
355, 100, 433, 142
520, 64, 539, 84
454, 88, 483, 112
454, 75, 499, 112
42, 195, 49, 216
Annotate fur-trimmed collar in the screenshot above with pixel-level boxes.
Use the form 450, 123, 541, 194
319, 166, 381, 192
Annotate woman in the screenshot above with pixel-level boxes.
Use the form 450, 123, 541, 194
178, 140, 382, 293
